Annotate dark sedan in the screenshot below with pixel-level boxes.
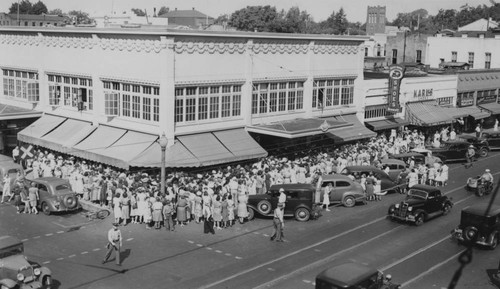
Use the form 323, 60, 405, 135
482, 129, 500, 150
341, 165, 403, 195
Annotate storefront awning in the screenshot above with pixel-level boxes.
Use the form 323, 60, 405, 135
478, 102, 500, 115
246, 118, 351, 139
327, 114, 377, 142
454, 106, 491, 120
405, 102, 455, 126
0, 103, 42, 120
365, 117, 410, 131
67, 126, 157, 169
17, 114, 66, 145
35, 118, 96, 154
130, 128, 268, 168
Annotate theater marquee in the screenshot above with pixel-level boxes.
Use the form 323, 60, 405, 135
387, 65, 405, 113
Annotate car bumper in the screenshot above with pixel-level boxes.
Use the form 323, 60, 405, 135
19, 281, 44, 289
389, 213, 416, 222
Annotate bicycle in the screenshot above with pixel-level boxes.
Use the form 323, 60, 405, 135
81, 208, 110, 221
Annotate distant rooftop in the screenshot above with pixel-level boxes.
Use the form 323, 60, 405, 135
158, 8, 213, 20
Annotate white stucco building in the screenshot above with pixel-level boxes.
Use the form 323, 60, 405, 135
0, 26, 370, 169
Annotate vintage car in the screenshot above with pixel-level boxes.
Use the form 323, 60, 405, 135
451, 204, 500, 249
380, 159, 407, 180
465, 175, 493, 196
387, 184, 453, 226
482, 129, 500, 150
0, 235, 52, 289
428, 140, 488, 162
389, 152, 427, 166
341, 166, 403, 195
247, 183, 317, 222
316, 174, 366, 207
24, 177, 80, 215
0, 155, 24, 195
456, 134, 490, 157
315, 262, 400, 289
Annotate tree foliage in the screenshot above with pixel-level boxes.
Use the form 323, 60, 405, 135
228, 5, 279, 32
68, 10, 93, 24
9, 0, 33, 14
131, 8, 146, 17
31, 1, 48, 15
48, 8, 63, 16
157, 6, 169, 16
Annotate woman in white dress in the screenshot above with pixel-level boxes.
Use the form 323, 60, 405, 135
113, 192, 122, 224
322, 184, 331, 211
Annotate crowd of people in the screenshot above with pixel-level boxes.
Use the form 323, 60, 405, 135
2, 125, 464, 231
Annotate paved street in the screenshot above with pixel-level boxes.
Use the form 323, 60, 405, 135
2, 153, 500, 289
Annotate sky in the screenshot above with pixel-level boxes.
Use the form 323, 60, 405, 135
3, 0, 495, 23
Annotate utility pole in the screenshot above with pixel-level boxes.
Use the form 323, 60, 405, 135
17, 0, 20, 26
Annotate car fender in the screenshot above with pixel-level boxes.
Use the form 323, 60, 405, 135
294, 204, 312, 212
413, 209, 427, 218
488, 231, 499, 243
0, 278, 17, 288
246, 204, 260, 214
39, 266, 52, 276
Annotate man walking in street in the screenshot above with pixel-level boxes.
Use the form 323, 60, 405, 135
270, 203, 284, 242
465, 145, 475, 169
102, 222, 122, 266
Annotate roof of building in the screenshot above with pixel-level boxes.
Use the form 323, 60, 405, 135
458, 18, 499, 32
6, 13, 67, 21
158, 8, 213, 20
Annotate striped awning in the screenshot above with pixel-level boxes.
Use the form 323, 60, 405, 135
405, 101, 455, 126
479, 102, 500, 115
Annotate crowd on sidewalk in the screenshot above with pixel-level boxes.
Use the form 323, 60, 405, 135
3, 126, 457, 231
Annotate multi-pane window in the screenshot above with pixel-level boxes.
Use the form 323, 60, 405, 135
102, 81, 159, 122
486, 52, 491, 69
468, 52, 474, 68
47, 73, 92, 110
451, 51, 457, 62
3, 69, 39, 102
416, 50, 422, 63
313, 78, 355, 108
104, 92, 119, 116
392, 49, 397, 64
251, 81, 304, 115
174, 84, 242, 123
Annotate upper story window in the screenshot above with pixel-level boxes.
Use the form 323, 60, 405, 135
468, 52, 475, 68
47, 74, 93, 110
451, 51, 457, 62
251, 81, 304, 115
3, 69, 39, 103
312, 78, 355, 109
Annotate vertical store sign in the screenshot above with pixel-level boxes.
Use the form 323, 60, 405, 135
387, 65, 405, 112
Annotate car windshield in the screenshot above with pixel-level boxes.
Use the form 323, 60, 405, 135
55, 184, 71, 191
0, 245, 24, 259
407, 189, 428, 200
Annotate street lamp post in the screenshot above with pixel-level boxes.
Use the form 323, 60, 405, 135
158, 133, 168, 195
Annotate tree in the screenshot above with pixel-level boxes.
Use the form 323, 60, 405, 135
9, 0, 33, 14
31, 1, 48, 15
131, 8, 146, 17
68, 10, 93, 25
48, 8, 63, 16
157, 6, 169, 16
228, 5, 279, 32
334, 7, 348, 34
432, 9, 458, 30
214, 14, 229, 25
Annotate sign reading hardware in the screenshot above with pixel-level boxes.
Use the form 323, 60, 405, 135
387, 65, 405, 113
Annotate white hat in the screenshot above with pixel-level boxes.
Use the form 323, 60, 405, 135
486, 169, 491, 173
279, 188, 285, 192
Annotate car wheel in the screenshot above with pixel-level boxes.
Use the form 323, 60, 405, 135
247, 207, 255, 221
479, 148, 488, 158
42, 275, 52, 289
414, 213, 425, 226
490, 234, 498, 250
463, 226, 478, 243
343, 196, 356, 207
41, 202, 51, 215
257, 200, 272, 215
442, 204, 452, 215
295, 207, 310, 222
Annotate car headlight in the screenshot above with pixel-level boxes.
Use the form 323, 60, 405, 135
395, 204, 399, 208
408, 207, 413, 211
34, 268, 41, 276
17, 273, 24, 281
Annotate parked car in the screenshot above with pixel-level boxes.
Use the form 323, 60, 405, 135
0, 235, 52, 289
387, 184, 453, 226
316, 174, 366, 207
451, 204, 500, 249
315, 262, 400, 289
481, 129, 500, 150
24, 177, 80, 215
341, 166, 402, 195
247, 183, 316, 222
0, 155, 24, 195
456, 134, 490, 157
427, 140, 488, 162
380, 159, 407, 180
